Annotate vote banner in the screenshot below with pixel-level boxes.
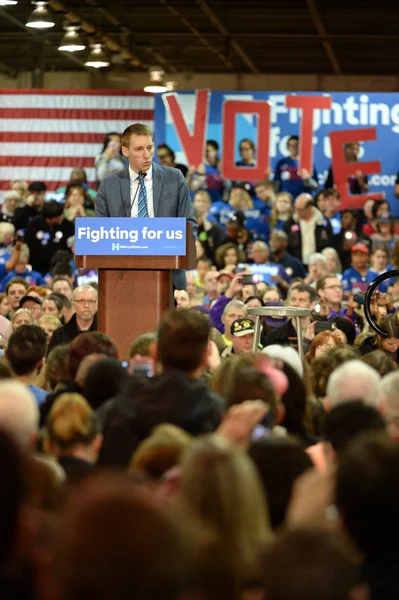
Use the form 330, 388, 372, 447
75, 217, 186, 256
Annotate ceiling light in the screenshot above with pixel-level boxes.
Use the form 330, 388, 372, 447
26, 1, 55, 28
0, 0, 18, 6
84, 43, 110, 68
58, 25, 85, 52
144, 67, 167, 94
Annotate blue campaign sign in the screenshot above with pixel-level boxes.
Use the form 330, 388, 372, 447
75, 217, 186, 256
154, 91, 399, 214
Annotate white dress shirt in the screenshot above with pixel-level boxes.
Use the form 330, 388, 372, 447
129, 165, 154, 218
299, 212, 317, 265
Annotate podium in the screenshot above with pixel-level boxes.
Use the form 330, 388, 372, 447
75, 220, 196, 358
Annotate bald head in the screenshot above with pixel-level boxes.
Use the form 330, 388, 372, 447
294, 194, 314, 220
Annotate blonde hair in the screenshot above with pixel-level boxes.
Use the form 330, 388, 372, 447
321, 247, 343, 274
46, 393, 98, 451
180, 435, 272, 582
11, 180, 28, 198
270, 192, 293, 228
4, 190, 22, 206
130, 424, 192, 480
230, 190, 253, 210
0, 222, 15, 244
11, 308, 35, 332
194, 190, 211, 207
38, 315, 62, 329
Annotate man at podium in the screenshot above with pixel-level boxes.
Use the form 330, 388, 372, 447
95, 123, 197, 290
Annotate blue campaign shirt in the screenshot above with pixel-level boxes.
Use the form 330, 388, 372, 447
238, 262, 291, 286
273, 157, 318, 198
1, 268, 44, 291
204, 164, 224, 203
208, 200, 233, 226
219, 207, 269, 241
233, 161, 257, 196
341, 267, 388, 294
28, 385, 48, 406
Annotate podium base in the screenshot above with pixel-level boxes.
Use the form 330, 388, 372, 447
98, 268, 172, 358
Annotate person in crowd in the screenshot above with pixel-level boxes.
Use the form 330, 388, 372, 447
325, 141, 369, 194
45, 393, 102, 481
24, 200, 75, 276
263, 285, 282, 303
129, 332, 157, 359
38, 314, 62, 344
19, 294, 42, 321
326, 360, 382, 408
273, 135, 318, 198
0, 222, 17, 263
188, 139, 230, 208
56, 167, 96, 201
0, 190, 20, 223
337, 208, 371, 271
10, 308, 34, 332
284, 193, 333, 267
305, 330, 341, 364
215, 242, 244, 272
269, 191, 294, 231
194, 190, 227, 263
249, 438, 313, 530
203, 270, 219, 307
336, 435, 399, 599
6, 324, 48, 405
322, 246, 343, 275
99, 310, 224, 467
48, 284, 98, 353
211, 274, 247, 337
361, 350, 398, 377
370, 244, 390, 276
6, 277, 28, 318
371, 212, 399, 257
64, 183, 95, 221
2, 244, 43, 289
42, 294, 64, 322
269, 229, 306, 279
303, 252, 328, 286
358, 314, 399, 364
26, 284, 51, 299
52, 473, 191, 600
83, 357, 128, 411
310, 345, 360, 402
262, 527, 362, 600
156, 143, 188, 177
0, 379, 39, 450
316, 274, 355, 320
362, 199, 391, 237
249, 240, 291, 293
254, 179, 275, 216
12, 180, 46, 230
263, 283, 317, 349
95, 132, 126, 181
341, 243, 380, 296
221, 317, 255, 358
10, 178, 28, 200
174, 289, 191, 309
52, 275, 74, 301
0, 292, 10, 316
51, 291, 75, 324
180, 435, 272, 585
322, 188, 341, 235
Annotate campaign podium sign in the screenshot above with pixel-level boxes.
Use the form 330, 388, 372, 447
75, 217, 187, 256
74, 218, 195, 358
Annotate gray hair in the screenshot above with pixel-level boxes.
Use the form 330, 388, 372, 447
252, 241, 269, 252
222, 299, 247, 317
326, 360, 382, 408
72, 285, 98, 300
0, 380, 39, 448
321, 247, 343, 274
308, 252, 327, 266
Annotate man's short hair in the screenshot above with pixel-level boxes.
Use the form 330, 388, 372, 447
222, 299, 247, 318
7, 325, 47, 376
51, 263, 74, 278
6, 277, 28, 295
68, 332, 118, 379
50, 291, 72, 310
157, 309, 210, 373
0, 380, 39, 448
290, 283, 318, 303
52, 276, 73, 290
287, 135, 299, 144
308, 252, 327, 266
316, 273, 339, 292
122, 123, 153, 147
252, 240, 269, 252
324, 401, 387, 453
43, 200, 63, 219
326, 360, 382, 408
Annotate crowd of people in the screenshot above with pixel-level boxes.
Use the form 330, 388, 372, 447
1, 129, 399, 599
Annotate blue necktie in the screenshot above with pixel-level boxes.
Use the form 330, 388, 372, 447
137, 175, 148, 218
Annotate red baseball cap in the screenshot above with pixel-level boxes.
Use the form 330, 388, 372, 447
351, 243, 370, 255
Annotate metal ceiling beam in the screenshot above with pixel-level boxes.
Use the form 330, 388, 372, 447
157, 0, 234, 70
194, 0, 259, 73
306, 0, 342, 75
0, 6, 93, 72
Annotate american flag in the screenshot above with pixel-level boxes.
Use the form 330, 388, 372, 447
0, 89, 155, 204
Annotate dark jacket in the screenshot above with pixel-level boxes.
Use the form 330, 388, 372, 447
47, 313, 98, 355
98, 368, 225, 468
12, 205, 42, 231
24, 215, 75, 275
263, 320, 298, 349
283, 208, 333, 264
58, 455, 94, 483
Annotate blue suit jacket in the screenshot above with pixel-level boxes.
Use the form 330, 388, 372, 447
95, 162, 197, 289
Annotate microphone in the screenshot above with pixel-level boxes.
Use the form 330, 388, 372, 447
130, 170, 148, 213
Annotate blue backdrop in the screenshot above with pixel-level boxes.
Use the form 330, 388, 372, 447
154, 91, 399, 214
